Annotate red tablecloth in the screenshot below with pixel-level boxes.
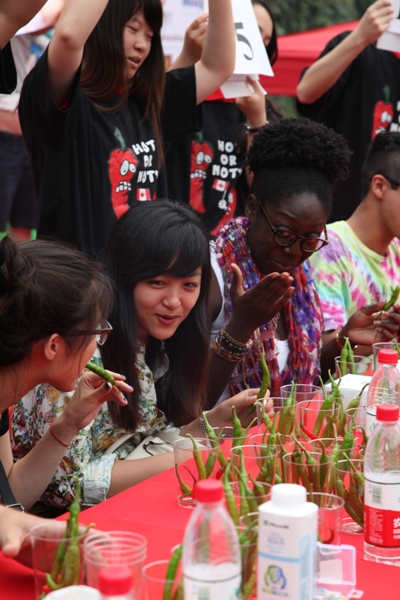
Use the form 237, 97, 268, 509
1, 467, 399, 599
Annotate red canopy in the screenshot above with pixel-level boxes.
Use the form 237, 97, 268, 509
260, 20, 359, 97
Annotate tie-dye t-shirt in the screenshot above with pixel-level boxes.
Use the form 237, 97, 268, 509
309, 221, 400, 331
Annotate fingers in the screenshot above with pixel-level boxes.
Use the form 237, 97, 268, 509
101, 382, 129, 406
230, 263, 244, 299
230, 388, 259, 408
360, 301, 385, 316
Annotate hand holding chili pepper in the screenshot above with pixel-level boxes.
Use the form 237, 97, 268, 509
340, 301, 400, 346
245, 352, 270, 418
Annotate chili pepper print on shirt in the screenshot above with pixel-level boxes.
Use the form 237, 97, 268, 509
108, 126, 158, 218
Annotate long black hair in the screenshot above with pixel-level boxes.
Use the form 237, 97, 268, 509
101, 200, 211, 430
80, 0, 165, 162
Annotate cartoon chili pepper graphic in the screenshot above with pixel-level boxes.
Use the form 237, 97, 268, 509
189, 138, 214, 213
372, 85, 394, 139
108, 127, 138, 218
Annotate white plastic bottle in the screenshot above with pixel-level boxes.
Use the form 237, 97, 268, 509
98, 567, 133, 599
45, 587, 101, 599
366, 349, 400, 434
182, 479, 241, 600
364, 403, 400, 566
258, 483, 318, 600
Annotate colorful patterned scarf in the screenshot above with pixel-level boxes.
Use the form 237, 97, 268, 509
215, 217, 323, 396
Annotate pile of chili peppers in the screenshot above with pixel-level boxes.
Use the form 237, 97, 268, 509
170, 357, 370, 599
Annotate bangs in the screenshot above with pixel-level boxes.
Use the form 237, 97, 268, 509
133, 0, 163, 34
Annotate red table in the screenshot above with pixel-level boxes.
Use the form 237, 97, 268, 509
1, 467, 399, 599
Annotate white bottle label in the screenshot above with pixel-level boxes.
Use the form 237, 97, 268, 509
365, 476, 400, 547
183, 564, 241, 600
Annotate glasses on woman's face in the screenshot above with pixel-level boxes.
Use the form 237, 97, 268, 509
258, 201, 329, 253
67, 319, 113, 346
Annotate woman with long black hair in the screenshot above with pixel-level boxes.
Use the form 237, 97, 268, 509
12, 201, 267, 511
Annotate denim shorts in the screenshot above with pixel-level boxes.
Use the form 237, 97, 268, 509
0, 131, 38, 230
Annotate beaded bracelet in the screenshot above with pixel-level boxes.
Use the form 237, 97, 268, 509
211, 328, 251, 362
50, 423, 69, 448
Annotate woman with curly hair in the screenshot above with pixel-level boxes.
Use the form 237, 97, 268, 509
207, 117, 400, 403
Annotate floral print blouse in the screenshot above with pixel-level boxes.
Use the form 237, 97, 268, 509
11, 344, 173, 509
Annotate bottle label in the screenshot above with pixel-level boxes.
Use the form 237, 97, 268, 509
183, 573, 241, 600
366, 409, 377, 435
364, 478, 400, 547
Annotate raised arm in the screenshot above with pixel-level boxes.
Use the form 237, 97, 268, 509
0, 0, 48, 47
46, 0, 109, 106
297, 0, 393, 105
194, 0, 235, 104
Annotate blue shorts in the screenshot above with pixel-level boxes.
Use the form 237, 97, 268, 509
0, 131, 38, 230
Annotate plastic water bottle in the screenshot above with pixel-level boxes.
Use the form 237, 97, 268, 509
364, 403, 400, 566
98, 567, 133, 599
182, 479, 241, 599
366, 349, 400, 434
258, 483, 318, 600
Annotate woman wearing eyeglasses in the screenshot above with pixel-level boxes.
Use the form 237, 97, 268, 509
0, 236, 131, 512
207, 118, 400, 403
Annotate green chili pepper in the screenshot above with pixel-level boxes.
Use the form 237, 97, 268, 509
339, 340, 349, 377
292, 449, 311, 490
59, 543, 80, 587
175, 465, 192, 498
231, 406, 244, 447
315, 440, 330, 492
242, 562, 257, 600
344, 337, 357, 375
222, 463, 240, 526
383, 285, 400, 311
186, 434, 207, 480
245, 352, 270, 418
313, 389, 336, 437
172, 582, 183, 600
394, 338, 400, 359
328, 424, 341, 493
278, 381, 296, 435
85, 362, 120, 391
292, 436, 320, 493
163, 545, 182, 600
201, 411, 228, 469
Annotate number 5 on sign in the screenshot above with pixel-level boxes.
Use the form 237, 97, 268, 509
203, 0, 273, 76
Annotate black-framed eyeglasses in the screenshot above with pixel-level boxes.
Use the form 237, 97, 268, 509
35, 319, 113, 346
380, 174, 400, 189
258, 201, 329, 253
67, 319, 113, 346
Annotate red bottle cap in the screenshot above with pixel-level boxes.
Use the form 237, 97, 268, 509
377, 349, 399, 365
98, 566, 132, 596
193, 480, 224, 503
376, 404, 400, 422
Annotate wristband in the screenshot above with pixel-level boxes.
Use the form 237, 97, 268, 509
198, 412, 209, 435
50, 422, 69, 448
244, 122, 268, 134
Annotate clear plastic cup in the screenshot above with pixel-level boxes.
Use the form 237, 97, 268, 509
282, 451, 332, 493
307, 492, 344, 545
334, 458, 364, 534
296, 398, 342, 441
280, 383, 323, 403
30, 524, 87, 600
83, 531, 147, 597
372, 341, 399, 370
141, 559, 182, 600
226, 481, 271, 518
172, 437, 219, 508
335, 355, 373, 377
230, 443, 277, 486
238, 512, 259, 600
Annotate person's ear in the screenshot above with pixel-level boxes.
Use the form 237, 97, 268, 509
370, 174, 388, 200
245, 194, 258, 219
42, 334, 64, 361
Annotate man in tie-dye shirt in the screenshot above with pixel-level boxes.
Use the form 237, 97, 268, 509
310, 131, 400, 335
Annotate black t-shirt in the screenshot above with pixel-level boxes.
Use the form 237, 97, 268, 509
0, 43, 17, 94
297, 33, 400, 222
165, 99, 248, 235
19, 51, 200, 257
